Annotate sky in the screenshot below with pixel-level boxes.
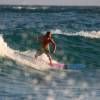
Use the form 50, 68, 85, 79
0, 0, 100, 6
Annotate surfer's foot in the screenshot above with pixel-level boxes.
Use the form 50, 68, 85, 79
50, 62, 53, 66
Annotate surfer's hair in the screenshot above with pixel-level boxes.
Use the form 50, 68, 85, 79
46, 31, 51, 37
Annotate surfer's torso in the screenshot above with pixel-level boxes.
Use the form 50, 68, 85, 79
40, 36, 52, 49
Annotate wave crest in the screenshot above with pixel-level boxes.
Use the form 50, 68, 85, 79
52, 29, 100, 38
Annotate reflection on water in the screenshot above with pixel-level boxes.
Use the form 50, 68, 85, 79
0, 59, 100, 100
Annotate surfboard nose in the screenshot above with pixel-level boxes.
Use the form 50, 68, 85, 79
64, 64, 85, 70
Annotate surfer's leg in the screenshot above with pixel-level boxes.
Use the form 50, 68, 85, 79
46, 50, 52, 65
35, 48, 43, 58
47, 54, 52, 65
35, 50, 42, 58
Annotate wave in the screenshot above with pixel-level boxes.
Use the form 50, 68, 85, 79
2, 29, 100, 39
0, 5, 50, 12
12, 6, 48, 10
52, 29, 100, 39
0, 34, 59, 70
0, 6, 100, 13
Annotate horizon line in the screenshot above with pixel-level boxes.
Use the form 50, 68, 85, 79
0, 4, 100, 7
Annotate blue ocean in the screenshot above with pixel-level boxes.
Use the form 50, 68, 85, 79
0, 5, 100, 100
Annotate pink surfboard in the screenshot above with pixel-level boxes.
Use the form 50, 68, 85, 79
49, 62, 85, 70
50, 63, 64, 69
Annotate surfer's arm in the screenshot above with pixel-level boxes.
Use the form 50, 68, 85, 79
51, 39, 56, 53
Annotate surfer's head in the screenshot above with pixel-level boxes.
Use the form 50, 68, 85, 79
45, 31, 52, 38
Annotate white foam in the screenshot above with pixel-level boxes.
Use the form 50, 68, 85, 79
0, 34, 14, 57
52, 29, 100, 39
13, 6, 23, 10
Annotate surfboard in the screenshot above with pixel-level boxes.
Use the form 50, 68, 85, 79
50, 63, 64, 69
2, 48, 85, 71
50, 62, 85, 70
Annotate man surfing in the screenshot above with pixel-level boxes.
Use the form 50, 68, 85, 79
35, 31, 56, 65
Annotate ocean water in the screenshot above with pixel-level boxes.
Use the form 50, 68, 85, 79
0, 5, 100, 100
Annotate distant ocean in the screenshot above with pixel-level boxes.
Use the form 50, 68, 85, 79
0, 5, 100, 100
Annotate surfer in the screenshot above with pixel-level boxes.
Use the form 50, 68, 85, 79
34, 31, 56, 65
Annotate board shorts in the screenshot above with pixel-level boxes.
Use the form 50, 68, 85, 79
35, 47, 50, 57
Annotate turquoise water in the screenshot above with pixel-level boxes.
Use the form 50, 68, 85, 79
0, 5, 100, 100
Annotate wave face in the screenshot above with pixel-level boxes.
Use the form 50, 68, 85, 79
1, 31, 100, 68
